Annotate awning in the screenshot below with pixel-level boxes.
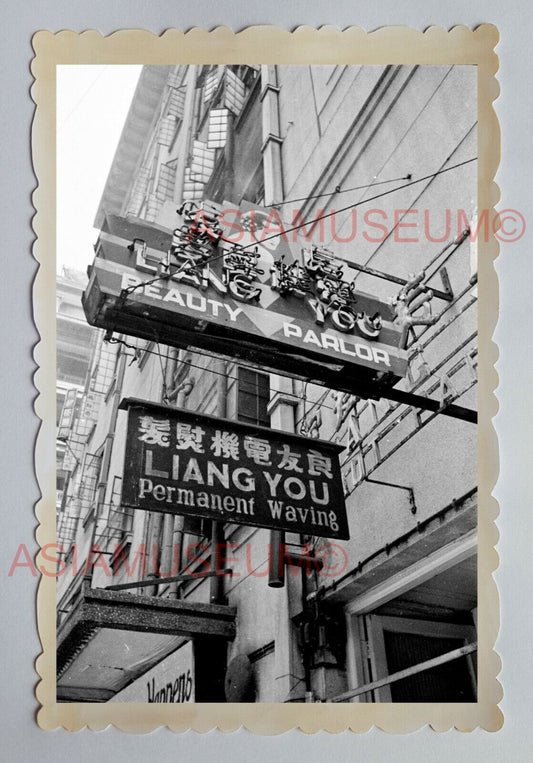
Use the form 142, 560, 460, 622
323, 488, 477, 605
57, 585, 236, 702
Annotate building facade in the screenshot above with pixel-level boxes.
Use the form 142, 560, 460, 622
56, 267, 100, 546
56, 64, 478, 703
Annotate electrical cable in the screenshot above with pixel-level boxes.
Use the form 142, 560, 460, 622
294, 389, 332, 429
108, 337, 337, 413
349, 122, 478, 280
270, 174, 413, 207
235, 157, 477, 253
120, 156, 477, 300
140, 317, 170, 403
102, 157, 477, 437
58, 66, 109, 132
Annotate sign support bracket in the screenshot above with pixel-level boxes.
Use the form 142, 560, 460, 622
104, 569, 233, 592
347, 260, 454, 302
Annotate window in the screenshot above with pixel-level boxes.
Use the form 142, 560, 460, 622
157, 115, 177, 147
107, 476, 134, 536
56, 350, 91, 387
110, 541, 132, 578
346, 545, 478, 702
182, 516, 212, 540
224, 69, 246, 116
360, 615, 477, 702
156, 159, 178, 202
166, 87, 186, 119
56, 391, 65, 426
78, 451, 103, 508
203, 67, 221, 102
207, 108, 229, 148
56, 470, 67, 494
237, 368, 270, 427
190, 140, 216, 184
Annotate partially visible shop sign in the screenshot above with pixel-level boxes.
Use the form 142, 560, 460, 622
57, 388, 77, 441
120, 398, 349, 540
83, 206, 408, 397
110, 641, 194, 703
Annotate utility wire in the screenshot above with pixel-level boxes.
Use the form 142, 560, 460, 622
238, 157, 477, 253
106, 296, 473, 428
121, 156, 477, 300
58, 66, 109, 132
107, 337, 336, 413
271, 174, 413, 207
294, 389, 332, 429
105, 158, 477, 432
141, 318, 170, 402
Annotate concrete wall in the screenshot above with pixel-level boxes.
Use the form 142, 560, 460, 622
275, 63, 477, 567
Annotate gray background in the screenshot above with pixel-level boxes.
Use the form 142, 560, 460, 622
0, 0, 529, 759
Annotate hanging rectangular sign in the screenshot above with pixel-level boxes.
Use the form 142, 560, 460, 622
119, 398, 349, 540
57, 388, 77, 441
82, 206, 408, 398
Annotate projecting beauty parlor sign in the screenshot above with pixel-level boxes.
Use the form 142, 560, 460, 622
119, 398, 349, 541
82, 203, 408, 398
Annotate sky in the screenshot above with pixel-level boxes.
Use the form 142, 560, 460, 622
56, 65, 142, 275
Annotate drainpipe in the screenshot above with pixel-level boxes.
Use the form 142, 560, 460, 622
160, 356, 197, 597
167, 361, 192, 599
267, 379, 303, 702
86, 344, 127, 587
210, 359, 228, 604
261, 63, 287, 591
156, 348, 181, 595
260, 65, 284, 205
145, 348, 179, 597
166, 376, 195, 405
260, 64, 306, 701
158, 61, 198, 593
173, 65, 198, 205
224, 111, 236, 202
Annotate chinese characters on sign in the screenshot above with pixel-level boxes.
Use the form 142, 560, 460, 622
120, 399, 349, 540
82, 204, 409, 395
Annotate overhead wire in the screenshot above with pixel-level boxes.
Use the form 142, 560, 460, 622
141, 317, 170, 403
58, 66, 109, 132
105, 156, 477, 432
120, 156, 477, 301
108, 337, 337, 414
232, 157, 477, 253
270, 173, 413, 207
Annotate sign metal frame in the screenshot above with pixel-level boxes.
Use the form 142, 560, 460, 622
119, 397, 349, 541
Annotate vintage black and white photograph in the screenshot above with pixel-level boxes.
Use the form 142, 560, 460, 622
52, 57, 481, 707
27, 24, 501, 731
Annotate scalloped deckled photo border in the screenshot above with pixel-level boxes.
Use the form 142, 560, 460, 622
31, 25, 502, 732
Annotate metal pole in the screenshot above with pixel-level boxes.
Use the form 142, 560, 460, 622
383, 387, 477, 424
173, 65, 198, 204
268, 530, 285, 588
105, 569, 232, 591
330, 642, 477, 702
210, 359, 229, 603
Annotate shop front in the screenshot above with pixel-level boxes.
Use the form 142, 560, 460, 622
56, 584, 234, 702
